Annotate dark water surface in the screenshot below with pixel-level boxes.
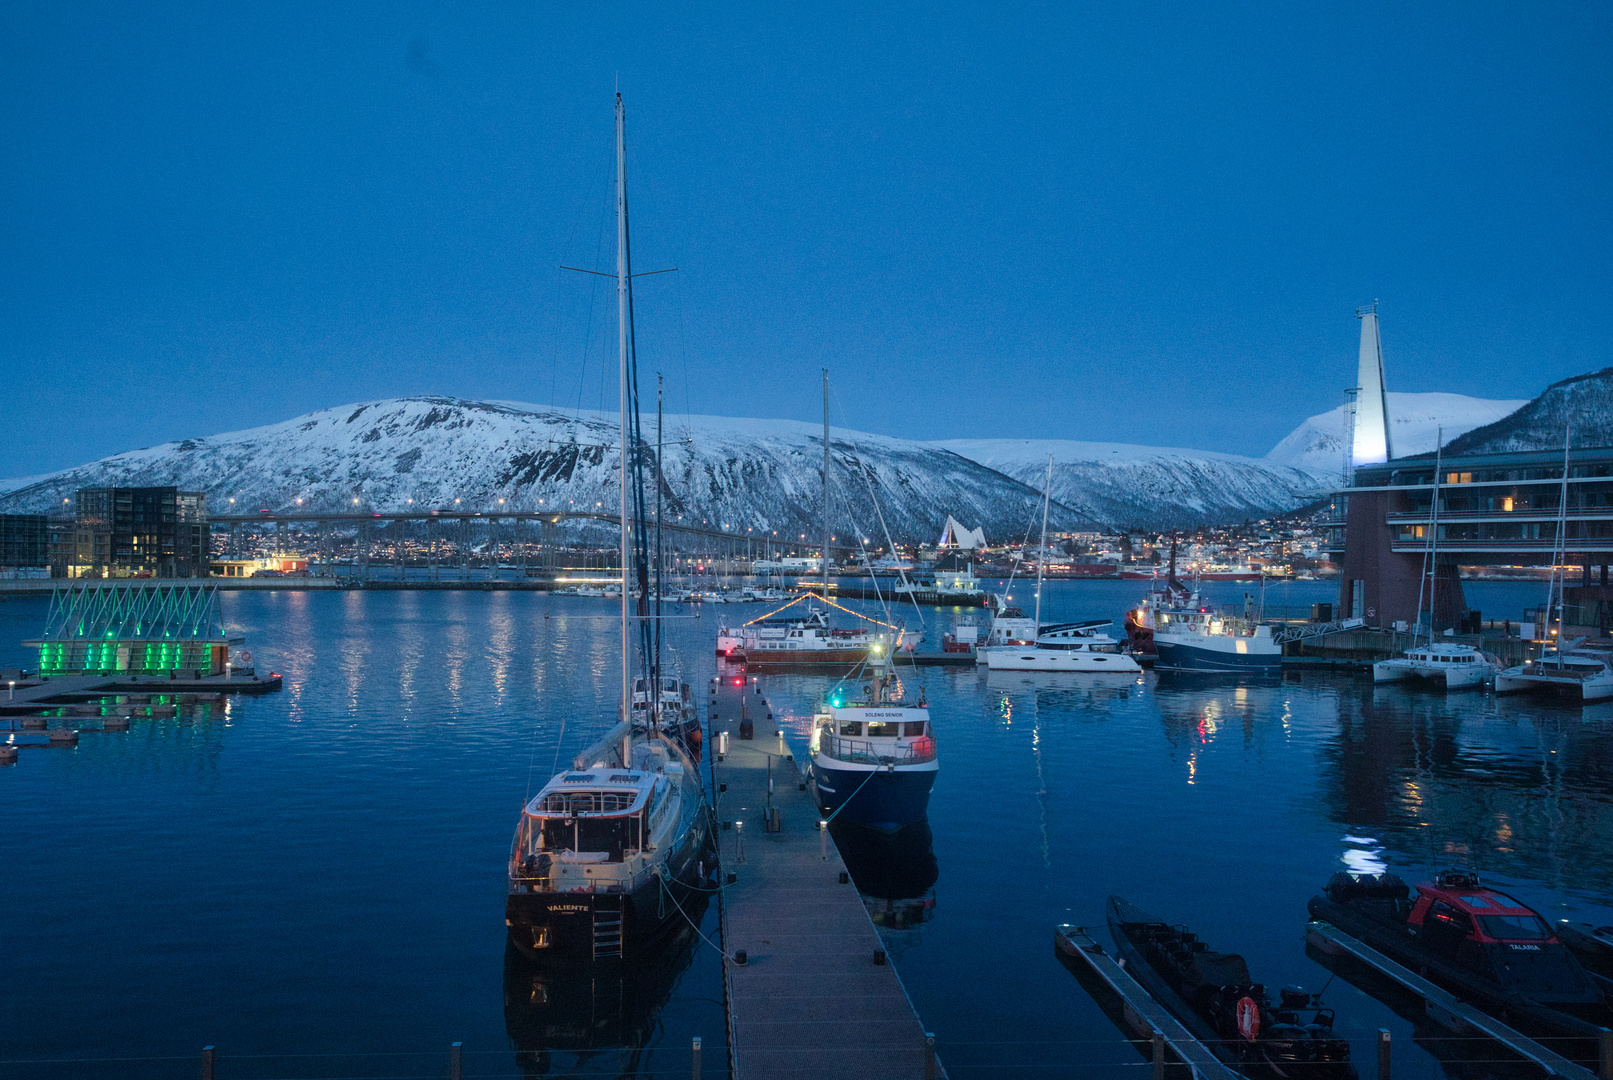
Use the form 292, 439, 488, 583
3, 580, 1611, 1079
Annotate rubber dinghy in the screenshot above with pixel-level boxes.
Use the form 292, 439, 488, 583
1106, 896, 1355, 1080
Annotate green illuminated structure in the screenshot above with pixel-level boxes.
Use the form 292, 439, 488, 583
26, 583, 240, 677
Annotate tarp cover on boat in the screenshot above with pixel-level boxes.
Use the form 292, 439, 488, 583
1188, 951, 1252, 990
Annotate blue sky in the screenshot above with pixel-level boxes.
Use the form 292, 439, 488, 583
2, 1, 1608, 477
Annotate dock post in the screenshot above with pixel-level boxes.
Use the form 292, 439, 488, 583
691, 1035, 702, 1079
1377, 1028, 1391, 1080
200, 1045, 216, 1080
819, 818, 828, 860
450, 1041, 463, 1080
925, 1032, 937, 1080
1599, 1028, 1612, 1080
1151, 1029, 1164, 1080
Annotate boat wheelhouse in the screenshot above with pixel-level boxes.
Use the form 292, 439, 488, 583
809, 698, 937, 833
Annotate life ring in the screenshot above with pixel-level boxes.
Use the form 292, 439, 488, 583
1235, 995, 1261, 1041
236, 649, 252, 666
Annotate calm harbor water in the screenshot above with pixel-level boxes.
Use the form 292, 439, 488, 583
3, 579, 1610, 1079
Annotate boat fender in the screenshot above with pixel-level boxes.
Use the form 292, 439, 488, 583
1235, 996, 1261, 1041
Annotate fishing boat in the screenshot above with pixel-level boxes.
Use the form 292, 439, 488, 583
1373, 431, 1503, 691
808, 669, 937, 832
1308, 868, 1613, 1046
505, 94, 710, 962
1107, 896, 1356, 1079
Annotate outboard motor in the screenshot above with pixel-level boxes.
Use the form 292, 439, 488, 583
1279, 985, 1312, 1010
1436, 867, 1481, 889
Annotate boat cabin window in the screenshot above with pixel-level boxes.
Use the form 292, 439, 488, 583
1091, 642, 1121, 654
1426, 901, 1475, 936
903, 721, 927, 737
838, 720, 863, 736
1480, 914, 1552, 941
867, 721, 901, 737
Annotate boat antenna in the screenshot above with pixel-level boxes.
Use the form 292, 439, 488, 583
822, 368, 831, 600
1413, 427, 1443, 646
1034, 455, 1051, 634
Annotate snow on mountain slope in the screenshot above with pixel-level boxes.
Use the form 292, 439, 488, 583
1265, 392, 1528, 477
0, 397, 1079, 542
934, 439, 1324, 529
1443, 369, 1613, 455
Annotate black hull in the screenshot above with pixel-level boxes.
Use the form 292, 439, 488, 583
1308, 893, 1613, 1046
506, 822, 712, 962
1108, 896, 1356, 1080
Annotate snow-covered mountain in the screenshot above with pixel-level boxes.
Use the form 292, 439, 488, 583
0, 397, 1085, 543
1264, 392, 1528, 477
935, 439, 1325, 530
1444, 369, 1613, 455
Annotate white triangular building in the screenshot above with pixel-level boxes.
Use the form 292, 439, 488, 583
938, 515, 987, 549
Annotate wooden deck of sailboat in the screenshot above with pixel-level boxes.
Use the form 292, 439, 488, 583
708, 673, 944, 1079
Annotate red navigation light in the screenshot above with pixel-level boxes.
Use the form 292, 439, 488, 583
373, 513, 382, 518
731, 677, 743, 686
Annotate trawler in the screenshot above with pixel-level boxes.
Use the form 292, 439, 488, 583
808, 668, 937, 832
505, 94, 710, 962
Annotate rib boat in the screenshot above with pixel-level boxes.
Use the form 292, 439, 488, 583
1307, 868, 1613, 1047
1107, 896, 1355, 1079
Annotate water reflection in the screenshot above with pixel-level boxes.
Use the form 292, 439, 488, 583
502, 889, 710, 1077
1322, 682, 1613, 894
834, 820, 939, 930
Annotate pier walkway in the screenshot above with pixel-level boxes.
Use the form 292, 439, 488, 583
708, 674, 943, 1079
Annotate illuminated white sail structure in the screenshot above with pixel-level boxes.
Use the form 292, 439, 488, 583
1352, 307, 1394, 466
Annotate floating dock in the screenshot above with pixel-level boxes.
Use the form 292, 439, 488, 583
1054, 924, 1242, 1080
1305, 920, 1600, 1080
708, 675, 944, 1079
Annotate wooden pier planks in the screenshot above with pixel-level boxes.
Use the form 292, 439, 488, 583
709, 674, 943, 1080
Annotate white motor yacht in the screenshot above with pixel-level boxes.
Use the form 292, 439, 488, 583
982, 621, 1142, 673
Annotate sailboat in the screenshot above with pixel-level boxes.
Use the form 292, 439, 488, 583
1374, 429, 1502, 690
1496, 430, 1613, 703
980, 457, 1139, 673
716, 370, 901, 668
505, 96, 710, 961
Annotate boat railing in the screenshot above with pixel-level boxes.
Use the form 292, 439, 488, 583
819, 734, 937, 766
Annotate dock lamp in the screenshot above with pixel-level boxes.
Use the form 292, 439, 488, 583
7, 680, 12, 701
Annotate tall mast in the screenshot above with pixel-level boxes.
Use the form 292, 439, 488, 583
616, 93, 632, 724
1034, 455, 1051, 632
655, 374, 663, 689
822, 368, 831, 597
1415, 428, 1443, 645
1548, 426, 1572, 660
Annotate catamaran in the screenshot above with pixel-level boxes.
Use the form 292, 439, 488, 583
1374, 429, 1502, 690
505, 96, 710, 961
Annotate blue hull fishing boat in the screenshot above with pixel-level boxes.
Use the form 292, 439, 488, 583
808, 680, 937, 832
